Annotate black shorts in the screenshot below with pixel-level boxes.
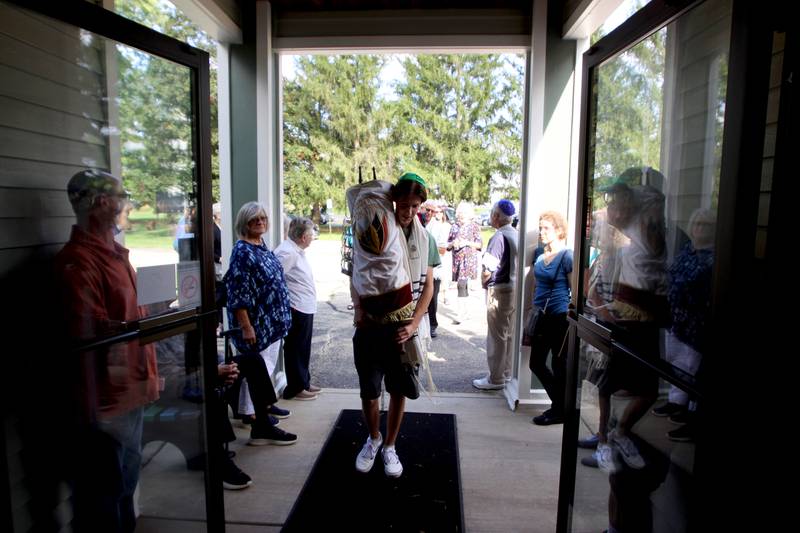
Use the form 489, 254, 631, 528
597, 323, 659, 397
353, 325, 419, 400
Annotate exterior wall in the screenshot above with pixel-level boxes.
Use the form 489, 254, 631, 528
516, 0, 578, 404
756, 31, 784, 258
229, 40, 259, 218
0, 4, 114, 529
0, 4, 112, 278
662, 0, 732, 255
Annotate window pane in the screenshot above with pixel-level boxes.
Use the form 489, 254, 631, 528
139, 326, 209, 524
571, 337, 697, 532
0, 1, 209, 530
583, 0, 731, 371
116, 40, 201, 315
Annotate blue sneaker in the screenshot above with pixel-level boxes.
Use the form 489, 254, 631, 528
578, 434, 600, 449
240, 414, 279, 427
268, 404, 291, 419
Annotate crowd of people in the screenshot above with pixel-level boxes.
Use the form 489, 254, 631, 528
53, 163, 705, 532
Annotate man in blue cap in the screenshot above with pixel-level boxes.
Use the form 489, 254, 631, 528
473, 199, 519, 390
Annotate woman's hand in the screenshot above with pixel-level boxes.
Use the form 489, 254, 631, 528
241, 324, 256, 345
218, 363, 240, 385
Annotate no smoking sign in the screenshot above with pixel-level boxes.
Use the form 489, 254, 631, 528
177, 261, 202, 307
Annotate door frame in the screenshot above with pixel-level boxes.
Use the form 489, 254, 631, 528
556, 0, 777, 530
6, 0, 222, 529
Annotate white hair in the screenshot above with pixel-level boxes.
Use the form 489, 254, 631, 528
234, 201, 268, 239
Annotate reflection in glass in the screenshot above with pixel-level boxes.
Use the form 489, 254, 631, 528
138, 329, 208, 522
582, 0, 730, 368
573, 339, 695, 533
0, 1, 210, 528
573, 0, 732, 530
113, 42, 200, 318
53, 171, 161, 531
50, 170, 208, 529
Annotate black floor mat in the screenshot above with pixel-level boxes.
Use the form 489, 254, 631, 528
282, 409, 464, 532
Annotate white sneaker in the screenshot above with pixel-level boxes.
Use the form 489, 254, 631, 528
609, 430, 645, 469
382, 446, 403, 478
472, 376, 504, 390
355, 435, 382, 473
596, 442, 618, 474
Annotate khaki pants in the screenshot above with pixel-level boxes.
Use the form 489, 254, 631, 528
485, 286, 515, 384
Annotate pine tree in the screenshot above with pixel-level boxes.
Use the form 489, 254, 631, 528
282, 55, 397, 220
115, 0, 219, 209
391, 54, 523, 204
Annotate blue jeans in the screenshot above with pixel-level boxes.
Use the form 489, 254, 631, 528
71, 407, 144, 533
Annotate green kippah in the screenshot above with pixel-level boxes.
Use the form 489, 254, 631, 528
397, 172, 427, 189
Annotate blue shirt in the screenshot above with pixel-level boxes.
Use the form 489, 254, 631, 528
667, 242, 713, 351
225, 240, 292, 354
533, 248, 573, 314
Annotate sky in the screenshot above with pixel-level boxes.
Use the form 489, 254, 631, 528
281, 53, 415, 101
280, 52, 524, 105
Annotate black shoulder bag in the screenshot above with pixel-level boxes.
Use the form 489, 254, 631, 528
523, 250, 566, 344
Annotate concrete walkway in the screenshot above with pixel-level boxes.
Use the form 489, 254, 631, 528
136, 238, 567, 532
138, 389, 562, 532
306, 239, 494, 393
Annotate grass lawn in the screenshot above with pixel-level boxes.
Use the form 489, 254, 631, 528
124, 206, 175, 248
124, 227, 174, 249
127, 205, 162, 221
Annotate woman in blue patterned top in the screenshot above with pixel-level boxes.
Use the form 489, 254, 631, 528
223, 202, 297, 445
226, 202, 292, 353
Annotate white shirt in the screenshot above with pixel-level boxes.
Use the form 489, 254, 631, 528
427, 218, 451, 248
273, 238, 317, 314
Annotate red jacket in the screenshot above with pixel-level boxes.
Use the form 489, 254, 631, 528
55, 226, 159, 421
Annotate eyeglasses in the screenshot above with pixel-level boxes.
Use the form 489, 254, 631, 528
101, 191, 129, 201
249, 216, 267, 224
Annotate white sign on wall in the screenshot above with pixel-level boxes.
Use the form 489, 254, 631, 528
177, 261, 202, 307
136, 264, 177, 306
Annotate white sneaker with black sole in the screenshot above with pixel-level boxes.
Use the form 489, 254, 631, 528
355, 434, 383, 473
609, 429, 645, 469
596, 442, 618, 474
382, 446, 403, 478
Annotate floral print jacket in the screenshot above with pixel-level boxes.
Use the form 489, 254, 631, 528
224, 240, 292, 354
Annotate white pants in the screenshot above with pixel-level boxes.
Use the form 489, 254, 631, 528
664, 330, 702, 406
238, 340, 281, 416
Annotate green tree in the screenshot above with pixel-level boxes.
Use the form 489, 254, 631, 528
590, 0, 664, 190
115, 0, 219, 209
391, 54, 523, 204
592, 28, 665, 187
283, 55, 398, 220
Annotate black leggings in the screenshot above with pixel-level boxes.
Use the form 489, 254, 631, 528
528, 313, 569, 414
230, 351, 278, 424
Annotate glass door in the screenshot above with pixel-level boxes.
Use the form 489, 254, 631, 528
559, 0, 735, 531
0, 1, 220, 530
